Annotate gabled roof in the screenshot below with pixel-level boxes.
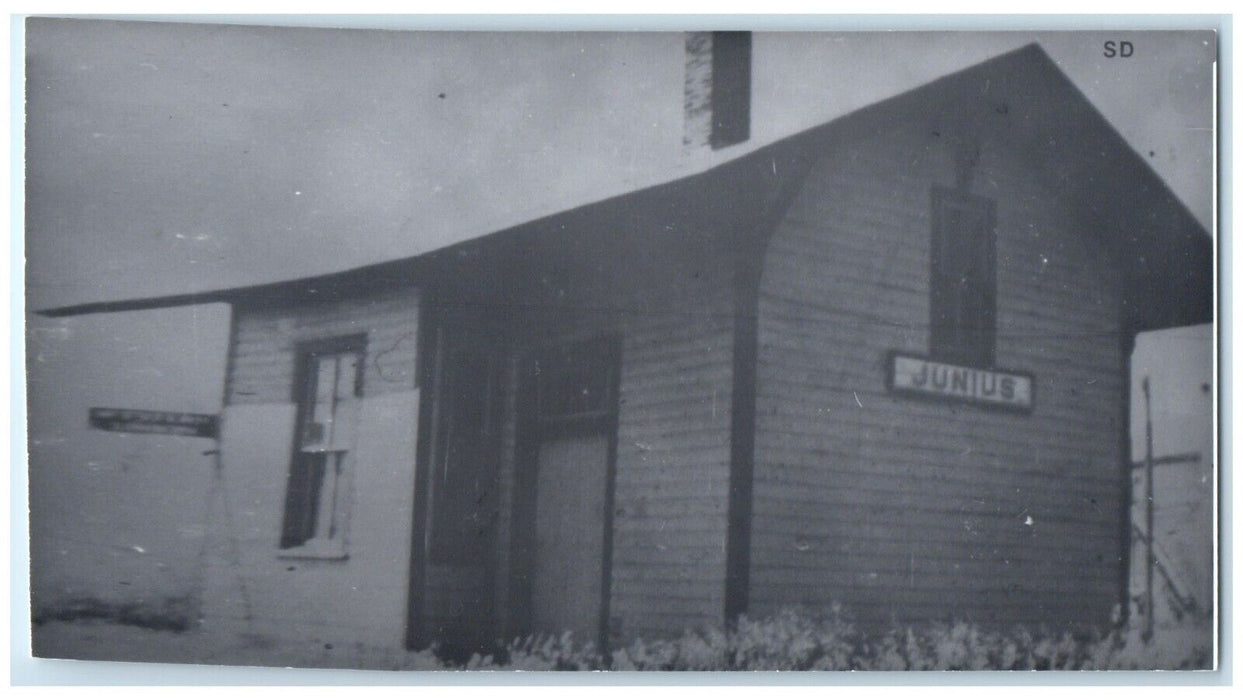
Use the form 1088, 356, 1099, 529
40, 44, 1211, 332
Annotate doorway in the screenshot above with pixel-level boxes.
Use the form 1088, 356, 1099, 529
517, 337, 620, 648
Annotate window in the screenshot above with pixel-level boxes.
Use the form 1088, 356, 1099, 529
930, 187, 997, 367
279, 335, 365, 556
538, 354, 613, 422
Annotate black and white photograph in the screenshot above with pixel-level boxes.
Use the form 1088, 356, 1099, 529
21, 18, 1217, 674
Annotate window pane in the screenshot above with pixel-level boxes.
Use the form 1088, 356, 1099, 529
329, 354, 360, 451
302, 356, 338, 450
281, 452, 327, 548
337, 353, 359, 399
314, 452, 344, 540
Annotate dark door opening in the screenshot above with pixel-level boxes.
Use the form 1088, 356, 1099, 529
514, 337, 621, 650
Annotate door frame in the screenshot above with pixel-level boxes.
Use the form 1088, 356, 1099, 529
509, 335, 622, 652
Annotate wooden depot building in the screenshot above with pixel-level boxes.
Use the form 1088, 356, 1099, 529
42, 43, 1212, 656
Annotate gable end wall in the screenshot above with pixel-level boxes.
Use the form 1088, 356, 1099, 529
751, 118, 1126, 629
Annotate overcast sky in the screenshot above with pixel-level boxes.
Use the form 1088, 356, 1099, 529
25, 21, 1214, 310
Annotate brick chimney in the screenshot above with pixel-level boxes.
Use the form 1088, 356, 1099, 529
683, 31, 752, 152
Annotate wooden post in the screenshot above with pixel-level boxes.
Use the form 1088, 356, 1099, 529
1142, 376, 1155, 642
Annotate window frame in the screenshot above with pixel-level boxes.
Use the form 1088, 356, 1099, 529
929, 186, 998, 369
278, 333, 367, 558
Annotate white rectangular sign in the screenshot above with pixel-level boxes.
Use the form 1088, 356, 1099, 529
89, 407, 220, 438
888, 353, 1033, 412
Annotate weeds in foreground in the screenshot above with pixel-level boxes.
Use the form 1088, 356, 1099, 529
454, 606, 1211, 671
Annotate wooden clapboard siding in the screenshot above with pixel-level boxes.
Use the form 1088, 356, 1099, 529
751, 115, 1125, 629
580, 309, 731, 643
227, 287, 421, 404
492, 260, 736, 643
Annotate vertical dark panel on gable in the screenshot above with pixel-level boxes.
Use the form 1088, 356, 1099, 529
710, 31, 751, 150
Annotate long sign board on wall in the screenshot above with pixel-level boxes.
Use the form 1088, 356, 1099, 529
886, 352, 1034, 412
89, 408, 220, 438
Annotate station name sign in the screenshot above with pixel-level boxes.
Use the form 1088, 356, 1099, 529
89, 408, 220, 438
886, 353, 1034, 412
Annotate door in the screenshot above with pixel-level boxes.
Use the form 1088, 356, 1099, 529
521, 337, 620, 647
531, 432, 611, 641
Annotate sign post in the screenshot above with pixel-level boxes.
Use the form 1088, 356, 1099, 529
1142, 376, 1155, 643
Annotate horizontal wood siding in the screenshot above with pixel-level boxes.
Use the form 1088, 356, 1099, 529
510, 306, 734, 642
492, 245, 737, 643
752, 119, 1125, 630
227, 287, 421, 404
614, 312, 734, 638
